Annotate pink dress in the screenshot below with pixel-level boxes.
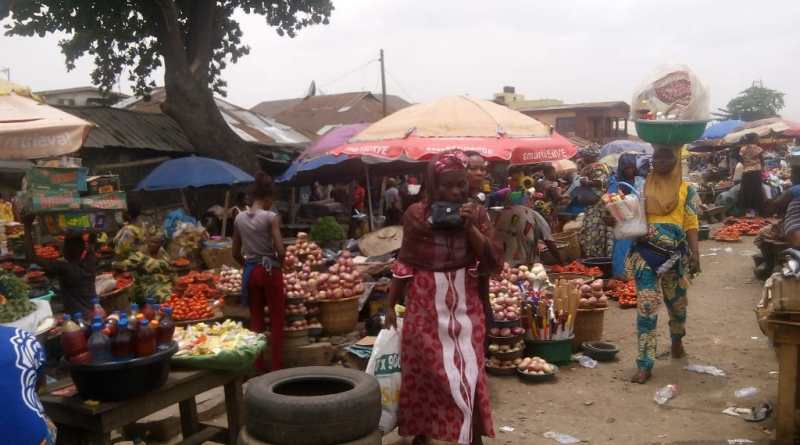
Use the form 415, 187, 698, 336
393, 261, 494, 444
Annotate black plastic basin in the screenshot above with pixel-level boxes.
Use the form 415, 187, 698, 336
63, 341, 178, 401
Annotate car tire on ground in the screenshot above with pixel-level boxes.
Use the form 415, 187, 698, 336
244, 366, 380, 445
238, 426, 382, 445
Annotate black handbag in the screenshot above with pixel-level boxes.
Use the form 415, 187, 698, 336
430, 201, 463, 229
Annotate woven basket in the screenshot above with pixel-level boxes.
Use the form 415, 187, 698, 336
201, 246, 237, 270
552, 230, 581, 262
571, 307, 607, 351
99, 281, 133, 314
318, 296, 359, 335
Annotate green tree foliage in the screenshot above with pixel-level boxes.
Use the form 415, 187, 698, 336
715, 83, 785, 122
3, 1, 333, 170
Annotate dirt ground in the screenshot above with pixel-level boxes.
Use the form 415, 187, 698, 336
385, 237, 779, 445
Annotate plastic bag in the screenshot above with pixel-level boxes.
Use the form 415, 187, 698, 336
366, 327, 402, 433
613, 190, 648, 240
631, 64, 710, 121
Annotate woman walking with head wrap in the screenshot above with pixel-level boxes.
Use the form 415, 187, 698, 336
626, 146, 700, 384
384, 151, 502, 445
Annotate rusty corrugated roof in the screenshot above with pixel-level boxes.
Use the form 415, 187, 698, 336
57, 105, 194, 153
253, 91, 411, 139
115, 87, 310, 147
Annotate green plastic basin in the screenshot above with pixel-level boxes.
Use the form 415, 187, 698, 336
635, 120, 708, 146
525, 336, 574, 365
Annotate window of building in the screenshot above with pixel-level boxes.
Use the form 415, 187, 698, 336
555, 117, 576, 135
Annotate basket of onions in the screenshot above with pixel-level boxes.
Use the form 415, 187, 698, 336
316, 251, 365, 335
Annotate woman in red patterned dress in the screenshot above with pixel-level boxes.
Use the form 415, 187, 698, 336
384, 151, 502, 445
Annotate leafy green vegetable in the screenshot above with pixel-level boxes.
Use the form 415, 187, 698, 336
310, 217, 346, 244
0, 299, 36, 323
0, 272, 31, 300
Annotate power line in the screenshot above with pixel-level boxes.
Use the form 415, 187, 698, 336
320, 58, 378, 89
385, 68, 415, 103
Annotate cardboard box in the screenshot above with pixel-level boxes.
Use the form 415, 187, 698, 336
26, 167, 88, 192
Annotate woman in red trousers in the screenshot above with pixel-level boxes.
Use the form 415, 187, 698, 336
233, 172, 286, 370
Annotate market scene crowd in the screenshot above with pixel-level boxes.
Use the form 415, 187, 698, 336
2, 7, 800, 445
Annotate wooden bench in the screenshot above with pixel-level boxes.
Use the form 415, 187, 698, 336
41, 368, 245, 445
769, 320, 800, 444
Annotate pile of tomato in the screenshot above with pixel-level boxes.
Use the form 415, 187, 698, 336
608, 280, 637, 307
712, 225, 742, 242
114, 273, 133, 290
34, 245, 60, 260
723, 217, 771, 236
162, 293, 214, 321
550, 260, 603, 277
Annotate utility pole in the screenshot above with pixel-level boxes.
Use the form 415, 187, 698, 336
379, 49, 387, 117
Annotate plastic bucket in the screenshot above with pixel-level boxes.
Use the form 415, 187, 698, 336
525, 336, 574, 364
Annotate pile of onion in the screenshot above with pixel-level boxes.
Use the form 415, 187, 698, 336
488, 357, 523, 369
285, 319, 308, 332
316, 251, 365, 300
284, 232, 324, 271
518, 356, 556, 375
488, 283, 522, 322
579, 279, 608, 309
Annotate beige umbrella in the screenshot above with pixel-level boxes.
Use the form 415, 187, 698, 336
352, 95, 551, 141
0, 84, 93, 160
550, 159, 577, 173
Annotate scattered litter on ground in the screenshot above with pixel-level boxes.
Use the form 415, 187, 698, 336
722, 403, 772, 422
701, 253, 718, 257
577, 355, 598, 368
724, 247, 734, 253
685, 363, 726, 377
735, 387, 758, 398
584, 400, 594, 406
655, 384, 678, 405
543, 431, 581, 444
727, 439, 754, 444
707, 247, 722, 252
738, 249, 758, 256
769, 371, 778, 375
499, 425, 515, 433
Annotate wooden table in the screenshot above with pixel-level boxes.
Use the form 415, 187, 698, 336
41, 368, 245, 445
769, 320, 800, 444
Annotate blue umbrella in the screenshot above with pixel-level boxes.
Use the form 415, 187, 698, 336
701, 119, 745, 140
276, 154, 348, 183
135, 156, 254, 191
599, 140, 653, 158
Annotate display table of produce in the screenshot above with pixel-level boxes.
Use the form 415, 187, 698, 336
40, 367, 246, 445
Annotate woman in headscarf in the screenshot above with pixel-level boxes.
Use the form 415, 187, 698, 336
626, 146, 700, 384
577, 156, 615, 258
610, 153, 645, 278
384, 151, 502, 445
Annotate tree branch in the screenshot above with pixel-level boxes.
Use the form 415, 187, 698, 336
185, 0, 217, 83
153, 0, 189, 77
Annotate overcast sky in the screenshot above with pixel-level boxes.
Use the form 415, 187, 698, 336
2, 0, 799, 119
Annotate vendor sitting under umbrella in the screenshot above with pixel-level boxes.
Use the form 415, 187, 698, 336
769, 166, 800, 247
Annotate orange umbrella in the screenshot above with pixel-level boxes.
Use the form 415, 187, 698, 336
0, 84, 93, 160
